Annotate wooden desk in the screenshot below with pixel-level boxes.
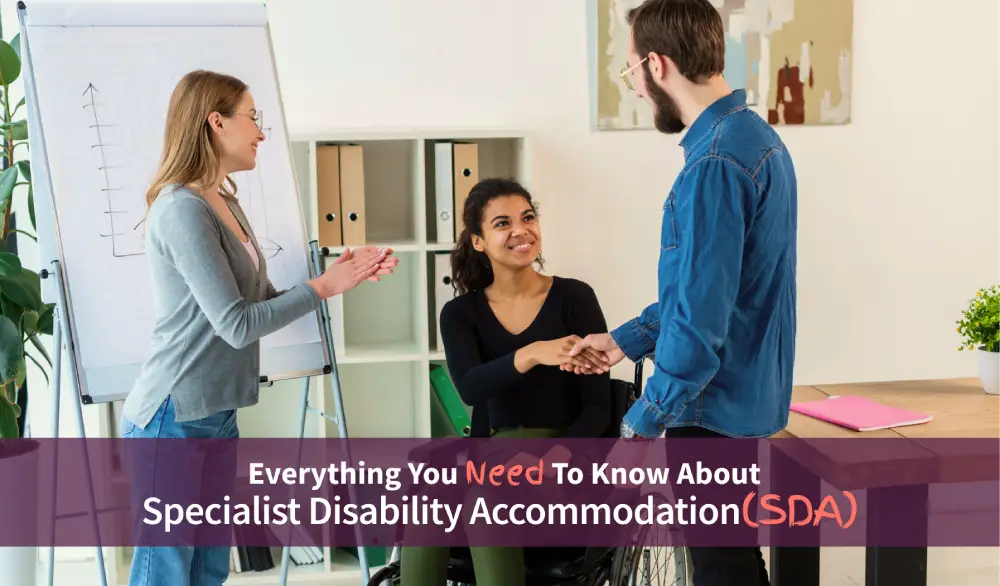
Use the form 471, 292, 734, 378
769, 378, 999, 586
809, 378, 999, 438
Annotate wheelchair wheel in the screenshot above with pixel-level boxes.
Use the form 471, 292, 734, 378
610, 543, 692, 586
608, 491, 693, 586
367, 563, 400, 586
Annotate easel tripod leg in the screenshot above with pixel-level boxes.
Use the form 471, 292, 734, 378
325, 364, 370, 583
307, 241, 370, 584
47, 311, 62, 586
70, 370, 109, 586
279, 376, 311, 586
49, 264, 109, 586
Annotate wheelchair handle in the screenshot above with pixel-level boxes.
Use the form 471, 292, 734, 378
633, 360, 644, 398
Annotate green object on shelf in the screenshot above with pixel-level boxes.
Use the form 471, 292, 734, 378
430, 364, 471, 437
342, 545, 387, 568
430, 383, 456, 438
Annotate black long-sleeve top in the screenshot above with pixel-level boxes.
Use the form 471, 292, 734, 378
439, 276, 612, 439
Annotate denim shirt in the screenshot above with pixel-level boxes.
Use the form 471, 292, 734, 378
611, 89, 798, 439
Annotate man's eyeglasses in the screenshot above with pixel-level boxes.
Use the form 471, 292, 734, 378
619, 57, 648, 91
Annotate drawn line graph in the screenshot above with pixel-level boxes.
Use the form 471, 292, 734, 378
85, 82, 145, 258
82, 84, 283, 260
238, 160, 284, 261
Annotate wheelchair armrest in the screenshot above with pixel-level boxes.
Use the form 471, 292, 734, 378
604, 378, 638, 438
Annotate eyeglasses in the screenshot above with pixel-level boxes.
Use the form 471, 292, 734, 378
233, 110, 263, 131
249, 110, 263, 132
619, 57, 648, 91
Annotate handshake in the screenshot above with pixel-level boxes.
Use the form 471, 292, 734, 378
517, 333, 626, 375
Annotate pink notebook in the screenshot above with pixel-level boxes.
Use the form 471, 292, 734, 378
790, 395, 933, 432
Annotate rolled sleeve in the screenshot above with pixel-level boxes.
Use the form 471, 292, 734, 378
610, 302, 659, 362
622, 157, 753, 437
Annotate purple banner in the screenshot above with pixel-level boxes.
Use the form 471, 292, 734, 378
0, 437, 996, 548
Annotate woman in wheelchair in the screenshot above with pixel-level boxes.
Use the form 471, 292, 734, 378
399, 178, 613, 586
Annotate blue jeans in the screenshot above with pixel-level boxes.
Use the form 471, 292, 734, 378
120, 396, 239, 586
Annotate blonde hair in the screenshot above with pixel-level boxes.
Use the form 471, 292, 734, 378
146, 70, 248, 207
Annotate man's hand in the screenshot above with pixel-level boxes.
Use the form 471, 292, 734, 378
515, 336, 610, 374
561, 333, 626, 375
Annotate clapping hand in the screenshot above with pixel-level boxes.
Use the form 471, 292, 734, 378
310, 246, 398, 299
350, 246, 398, 282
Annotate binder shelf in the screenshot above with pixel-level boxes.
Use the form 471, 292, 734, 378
286, 128, 531, 437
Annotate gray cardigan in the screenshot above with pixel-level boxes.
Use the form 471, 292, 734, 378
122, 184, 321, 429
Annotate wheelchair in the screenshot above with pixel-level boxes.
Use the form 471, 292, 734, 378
367, 362, 694, 586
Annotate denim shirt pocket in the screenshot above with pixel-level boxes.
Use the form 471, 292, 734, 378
661, 192, 679, 251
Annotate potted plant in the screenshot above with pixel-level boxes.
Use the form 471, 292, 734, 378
0, 20, 51, 586
957, 285, 999, 395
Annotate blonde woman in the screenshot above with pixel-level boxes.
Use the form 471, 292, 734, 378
118, 70, 397, 586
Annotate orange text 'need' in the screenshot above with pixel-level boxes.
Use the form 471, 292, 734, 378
466, 459, 544, 486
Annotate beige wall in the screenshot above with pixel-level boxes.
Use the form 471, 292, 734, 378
7, 0, 1000, 583
264, 0, 998, 385
4, 0, 995, 573
7, 0, 999, 435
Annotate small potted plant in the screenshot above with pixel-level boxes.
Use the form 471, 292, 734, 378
957, 285, 999, 395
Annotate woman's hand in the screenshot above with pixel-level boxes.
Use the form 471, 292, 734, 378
514, 335, 610, 374
308, 247, 397, 299
361, 247, 399, 282
560, 333, 625, 375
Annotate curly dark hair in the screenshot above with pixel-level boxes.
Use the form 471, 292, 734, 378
450, 178, 544, 296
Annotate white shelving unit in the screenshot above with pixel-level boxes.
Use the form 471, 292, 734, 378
289, 129, 531, 445
96, 128, 532, 586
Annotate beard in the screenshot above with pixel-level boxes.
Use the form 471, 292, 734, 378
644, 70, 686, 134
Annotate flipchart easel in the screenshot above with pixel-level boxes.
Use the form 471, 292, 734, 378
15, 1, 372, 584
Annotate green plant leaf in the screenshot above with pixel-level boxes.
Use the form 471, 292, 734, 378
0, 397, 18, 439
0, 120, 28, 140
0, 268, 41, 311
12, 229, 36, 242
20, 309, 37, 334
35, 303, 53, 336
0, 315, 21, 382
11, 34, 21, 63
27, 184, 34, 231
25, 351, 49, 386
0, 293, 23, 334
13, 356, 25, 390
12, 122, 27, 141
16, 160, 30, 183
0, 252, 20, 276
957, 285, 1000, 353
0, 38, 21, 86
0, 165, 16, 208
0, 292, 22, 323
28, 332, 51, 366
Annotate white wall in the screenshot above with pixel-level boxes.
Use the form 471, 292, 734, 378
265, 0, 999, 385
